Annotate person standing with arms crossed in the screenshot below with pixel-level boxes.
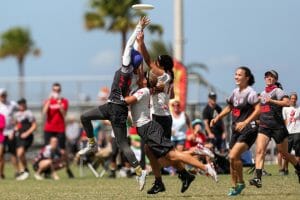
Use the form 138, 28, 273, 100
78, 17, 150, 190
42, 82, 74, 178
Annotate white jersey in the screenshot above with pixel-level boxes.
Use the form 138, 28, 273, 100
151, 72, 171, 116
282, 105, 300, 134
130, 87, 151, 127
0, 100, 18, 136
171, 112, 187, 141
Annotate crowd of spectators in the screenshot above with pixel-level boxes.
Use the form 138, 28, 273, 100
0, 82, 299, 180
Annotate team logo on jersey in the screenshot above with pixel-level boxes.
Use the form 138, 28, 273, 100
233, 96, 244, 107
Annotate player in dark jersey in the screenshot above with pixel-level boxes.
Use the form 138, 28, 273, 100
211, 66, 260, 196
78, 17, 150, 190
249, 70, 300, 188
14, 98, 36, 180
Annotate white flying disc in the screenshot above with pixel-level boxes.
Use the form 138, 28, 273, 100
132, 4, 154, 10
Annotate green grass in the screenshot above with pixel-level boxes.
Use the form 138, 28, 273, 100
0, 164, 299, 200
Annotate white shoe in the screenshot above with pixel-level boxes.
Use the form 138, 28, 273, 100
16, 171, 29, 181
34, 173, 44, 180
194, 144, 215, 158
136, 170, 147, 191
78, 144, 98, 156
205, 164, 218, 182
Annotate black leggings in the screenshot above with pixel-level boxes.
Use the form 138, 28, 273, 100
80, 103, 140, 168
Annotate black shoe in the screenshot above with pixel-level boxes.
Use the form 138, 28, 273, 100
24, 168, 30, 173
66, 168, 75, 178
178, 173, 195, 193
262, 169, 272, 176
249, 178, 262, 188
108, 170, 116, 178
147, 181, 166, 194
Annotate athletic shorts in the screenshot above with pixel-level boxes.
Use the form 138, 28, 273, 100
4, 136, 16, 155
16, 135, 33, 150
229, 127, 258, 149
44, 132, 66, 149
258, 126, 289, 144
152, 114, 172, 139
137, 121, 174, 158
288, 133, 300, 156
99, 103, 128, 128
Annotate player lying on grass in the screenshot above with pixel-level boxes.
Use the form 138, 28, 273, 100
124, 74, 218, 194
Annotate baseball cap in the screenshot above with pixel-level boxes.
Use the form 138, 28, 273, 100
131, 49, 143, 69
208, 91, 217, 99
0, 88, 7, 96
192, 119, 204, 128
264, 70, 278, 80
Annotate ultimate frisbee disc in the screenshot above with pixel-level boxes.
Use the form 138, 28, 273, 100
132, 4, 154, 10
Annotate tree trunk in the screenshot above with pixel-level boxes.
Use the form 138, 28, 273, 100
18, 57, 25, 98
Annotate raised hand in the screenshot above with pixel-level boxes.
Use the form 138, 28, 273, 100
139, 16, 151, 29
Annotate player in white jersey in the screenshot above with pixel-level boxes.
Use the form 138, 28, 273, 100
136, 31, 176, 194
281, 93, 300, 174
125, 75, 218, 194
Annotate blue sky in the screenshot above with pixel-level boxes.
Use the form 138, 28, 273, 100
1, 0, 300, 102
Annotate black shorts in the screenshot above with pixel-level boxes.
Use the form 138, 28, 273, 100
98, 103, 128, 128
44, 132, 66, 149
4, 136, 16, 155
137, 121, 174, 158
16, 135, 33, 150
288, 133, 300, 156
229, 127, 258, 149
152, 114, 172, 139
258, 126, 289, 144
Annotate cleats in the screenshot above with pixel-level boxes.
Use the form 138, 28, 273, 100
16, 171, 29, 181
178, 172, 195, 193
249, 177, 262, 188
147, 181, 166, 194
194, 143, 215, 158
78, 144, 98, 156
136, 170, 147, 191
205, 163, 218, 182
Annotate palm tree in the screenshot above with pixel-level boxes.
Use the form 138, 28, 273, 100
84, 0, 163, 53
147, 39, 214, 91
0, 27, 39, 98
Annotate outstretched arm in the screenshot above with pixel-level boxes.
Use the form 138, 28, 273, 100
122, 17, 150, 67
210, 105, 232, 127
136, 31, 151, 67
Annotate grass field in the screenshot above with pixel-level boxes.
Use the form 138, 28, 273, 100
0, 164, 299, 200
